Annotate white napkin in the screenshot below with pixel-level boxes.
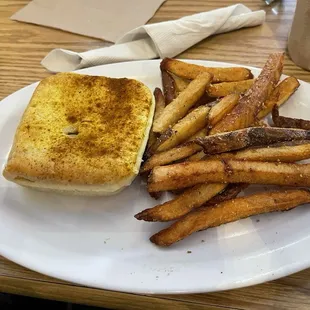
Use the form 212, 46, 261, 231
42, 4, 266, 72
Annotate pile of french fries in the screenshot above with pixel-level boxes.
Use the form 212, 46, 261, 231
136, 53, 310, 247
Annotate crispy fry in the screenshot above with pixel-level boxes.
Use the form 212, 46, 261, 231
161, 58, 253, 83
135, 183, 226, 222
190, 93, 215, 110
143, 95, 240, 169
272, 105, 310, 130
186, 94, 240, 161
141, 142, 201, 173
258, 76, 300, 119
148, 191, 162, 200
152, 72, 212, 133
146, 88, 165, 151
146, 128, 173, 158
190, 76, 293, 162
209, 140, 310, 163
204, 183, 248, 207
161, 70, 177, 105
171, 73, 190, 93
195, 127, 310, 155
207, 79, 255, 97
187, 150, 206, 161
186, 128, 208, 141
172, 54, 284, 219
156, 105, 210, 152
208, 94, 240, 127
210, 53, 284, 134
251, 120, 269, 127
148, 159, 310, 192
150, 189, 310, 246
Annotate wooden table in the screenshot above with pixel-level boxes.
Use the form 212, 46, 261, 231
1, 0, 310, 309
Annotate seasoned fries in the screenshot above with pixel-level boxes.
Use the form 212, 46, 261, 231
187, 150, 206, 162
210, 53, 284, 134
172, 73, 190, 93
150, 189, 310, 246
186, 128, 208, 141
185, 94, 240, 161
146, 88, 165, 151
195, 127, 310, 155
161, 70, 177, 105
209, 141, 310, 163
156, 105, 210, 152
152, 72, 212, 133
146, 128, 174, 158
138, 53, 310, 247
189, 80, 297, 162
141, 142, 201, 173
148, 160, 310, 192
207, 79, 255, 97
208, 94, 239, 127
142, 94, 240, 171
257, 76, 300, 119
135, 183, 226, 222
161, 58, 253, 83
272, 105, 310, 130
204, 183, 248, 207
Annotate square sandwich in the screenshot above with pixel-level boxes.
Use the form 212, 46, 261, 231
3, 73, 154, 195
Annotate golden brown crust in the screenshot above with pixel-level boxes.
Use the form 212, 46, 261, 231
150, 189, 310, 246
210, 53, 284, 134
160, 58, 253, 82
147, 159, 310, 192
3, 73, 153, 185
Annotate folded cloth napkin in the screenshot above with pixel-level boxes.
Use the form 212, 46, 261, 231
42, 4, 266, 72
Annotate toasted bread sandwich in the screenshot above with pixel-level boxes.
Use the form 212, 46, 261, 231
3, 72, 154, 195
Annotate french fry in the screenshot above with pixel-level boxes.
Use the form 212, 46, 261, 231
195, 127, 310, 155
204, 183, 248, 207
152, 72, 212, 133
161, 58, 253, 83
186, 128, 208, 141
156, 105, 210, 152
208, 94, 240, 127
207, 79, 255, 97
186, 94, 240, 161
251, 120, 269, 127
150, 189, 310, 246
142, 94, 241, 171
258, 76, 300, 119
151, 54, 284, 219
187, 150, 206, 162
162, 70, 177, 105
272, 105, 310, 130
172, 75, 255, 98
148, 159, 310, 192
198, 75, 296, 161
146, 128, 174, 158
209, 140, 310, 163
135, 183, 226, 222
140, 142, 201, 173
146, 88, 166, 154
189, 93, 215, 110
189, 77, 299, 162
171, 73, 190, 93
210, 53, 284, 135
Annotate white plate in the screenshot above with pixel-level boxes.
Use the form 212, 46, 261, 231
1, 60, 310, 294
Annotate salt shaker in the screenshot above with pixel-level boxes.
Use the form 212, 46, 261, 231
288, 0, 310, 71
